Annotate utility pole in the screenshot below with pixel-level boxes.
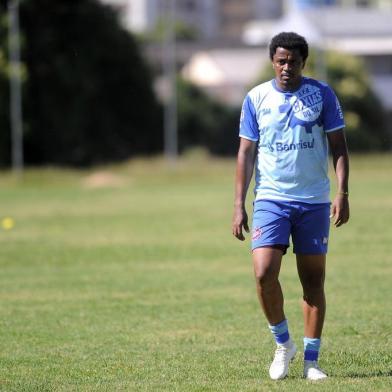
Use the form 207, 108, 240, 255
8, 0, 24, 173
163, 0, 177, 163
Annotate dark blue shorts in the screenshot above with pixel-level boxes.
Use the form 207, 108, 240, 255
252, 200, 330, 255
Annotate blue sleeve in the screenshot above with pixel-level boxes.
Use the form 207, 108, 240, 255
322, 85, 345, 133
239, 95, 259, 141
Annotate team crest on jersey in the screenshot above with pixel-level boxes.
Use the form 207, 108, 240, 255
292, 84, 323, 121
252, 227, 263, 241
278, 84, 323, 134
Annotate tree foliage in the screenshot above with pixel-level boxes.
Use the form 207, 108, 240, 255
255, 50, 390, 151
177, 78, 239, 156
0, 0, 163, 167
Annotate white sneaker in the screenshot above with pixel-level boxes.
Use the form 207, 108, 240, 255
304, 360, 328, 380
269, 341, 297, 380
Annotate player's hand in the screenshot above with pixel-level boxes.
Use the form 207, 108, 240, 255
232, 206, 249, 241
330, 194, 350, 227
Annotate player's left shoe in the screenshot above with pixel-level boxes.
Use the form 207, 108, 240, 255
303, 360, 328, 381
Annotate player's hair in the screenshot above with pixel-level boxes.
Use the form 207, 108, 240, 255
269, 32, 309, 61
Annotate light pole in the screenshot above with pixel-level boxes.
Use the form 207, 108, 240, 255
8, 0, 24, 173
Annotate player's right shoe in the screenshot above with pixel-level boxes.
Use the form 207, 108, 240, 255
269, 341, 297, 380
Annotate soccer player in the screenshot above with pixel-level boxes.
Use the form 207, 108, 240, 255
232, 32, 349, 381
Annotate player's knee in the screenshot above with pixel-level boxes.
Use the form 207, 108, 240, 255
254, 264, 278, 288
253, 248, 282, 288
301, 274, 325, 297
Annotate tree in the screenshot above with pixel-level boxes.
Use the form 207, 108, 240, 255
255, 50, 390, 151
177, 77, 239, 156
0, 0, 162, 166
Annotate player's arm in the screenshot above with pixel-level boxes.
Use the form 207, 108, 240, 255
232, 137, 257, 240
327, 129, 350, 227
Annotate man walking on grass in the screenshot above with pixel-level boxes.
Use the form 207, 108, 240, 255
232, 32, 349, 381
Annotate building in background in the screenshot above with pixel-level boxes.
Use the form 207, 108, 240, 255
216, 0, 283, 40
181, 48, 268, 104
99, 0, 284, 41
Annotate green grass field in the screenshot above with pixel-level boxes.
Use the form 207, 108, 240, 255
0, 154, 391, 391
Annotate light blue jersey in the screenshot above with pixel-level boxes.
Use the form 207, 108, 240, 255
239, 77, 345, 204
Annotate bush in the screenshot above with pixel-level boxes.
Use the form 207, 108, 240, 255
177, 77, 239, 156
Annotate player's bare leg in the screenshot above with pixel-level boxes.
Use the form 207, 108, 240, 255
253, 247, 285, 324
296, 254, 326, 338
296, 254, 328, 380
253, 247, 296, 380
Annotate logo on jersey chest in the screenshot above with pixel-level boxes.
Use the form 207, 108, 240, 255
292, 87, 322, 121
278, 84, 323, 133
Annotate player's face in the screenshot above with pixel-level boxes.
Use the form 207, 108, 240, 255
272, 47, 305, 91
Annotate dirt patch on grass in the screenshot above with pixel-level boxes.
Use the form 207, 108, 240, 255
83, 171, 126, 188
